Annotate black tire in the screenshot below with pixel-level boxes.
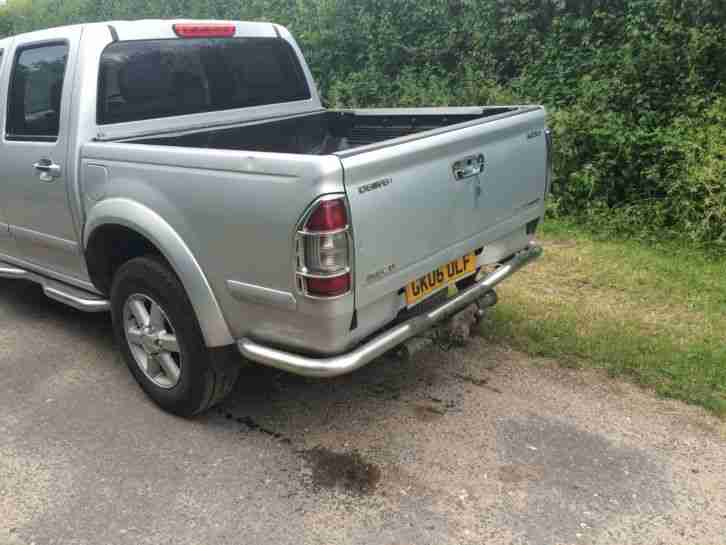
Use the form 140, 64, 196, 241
110, 255, 239, 417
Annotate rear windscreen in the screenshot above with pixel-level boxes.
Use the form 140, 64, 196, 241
97, 37, 311, 125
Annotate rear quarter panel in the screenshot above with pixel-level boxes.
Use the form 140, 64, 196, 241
81, 143, 351, 350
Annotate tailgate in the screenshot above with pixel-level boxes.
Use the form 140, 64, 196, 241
340, 107, 547, 308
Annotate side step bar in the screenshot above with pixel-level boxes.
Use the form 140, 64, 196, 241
0, 263, 110, 312
43, 285, 110, 312
0, 265, 29, 279
238, 243, 542, 378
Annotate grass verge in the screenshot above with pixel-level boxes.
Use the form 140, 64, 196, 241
481, 219, 726, 416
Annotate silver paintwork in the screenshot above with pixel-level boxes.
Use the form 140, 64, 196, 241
0, 26, 88, 281
342, 107, 547, 310
123, 293, 182, 389
83, 198, 235, 346
0, 260, 109, 311
0, 251, 98, 292
334, 106, 541, 159
0, 20, 548, 363
238, 244, 542, 377
226, 280, 297, 311
0, 41, 12, 256
12, 226, 80, 254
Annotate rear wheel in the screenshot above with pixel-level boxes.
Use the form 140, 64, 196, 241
110, 255, 239, 416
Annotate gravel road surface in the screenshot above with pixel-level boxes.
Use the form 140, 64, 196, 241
1, 280, 724, 545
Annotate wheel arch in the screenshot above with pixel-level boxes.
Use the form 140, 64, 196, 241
83, 198, 234, 347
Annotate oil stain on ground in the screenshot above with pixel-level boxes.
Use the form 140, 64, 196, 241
301, 447, 381, 496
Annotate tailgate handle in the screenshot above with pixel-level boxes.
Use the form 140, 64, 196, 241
452, 154, 485, 180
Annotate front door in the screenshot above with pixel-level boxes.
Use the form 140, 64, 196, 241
0, 27, 85, 279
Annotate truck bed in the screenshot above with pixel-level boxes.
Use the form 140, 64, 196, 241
124, 107, 518, 155
115, 104, 547, 312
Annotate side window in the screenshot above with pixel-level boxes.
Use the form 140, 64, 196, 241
6, 42, 68, 141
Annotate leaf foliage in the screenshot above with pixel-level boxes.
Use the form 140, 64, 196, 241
1, 0, 723, 248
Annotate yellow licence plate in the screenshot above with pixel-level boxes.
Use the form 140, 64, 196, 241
405, 253, 477, 307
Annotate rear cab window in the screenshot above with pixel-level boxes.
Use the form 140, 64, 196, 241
97, 37, 311, 125
6, 42, 69, 141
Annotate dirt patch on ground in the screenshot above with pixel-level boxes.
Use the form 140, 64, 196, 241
413, 403, 448, 421
497, 463, 545, 484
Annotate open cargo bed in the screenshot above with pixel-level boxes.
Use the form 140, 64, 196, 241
116, 105, 547, 310
124, 107, 520, 155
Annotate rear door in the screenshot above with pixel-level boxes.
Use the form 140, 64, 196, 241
340, 108, 547, 307
0, 27, 85, 279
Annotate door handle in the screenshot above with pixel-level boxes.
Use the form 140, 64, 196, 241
452, 154, 485, 181
33, 160, 62, 182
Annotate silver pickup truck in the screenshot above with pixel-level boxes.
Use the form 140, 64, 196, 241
0, 20, 549, 416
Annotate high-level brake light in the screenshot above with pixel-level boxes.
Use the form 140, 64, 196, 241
173, 23, 236, 38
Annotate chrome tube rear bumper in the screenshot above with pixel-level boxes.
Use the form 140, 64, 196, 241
238, 243, 542, 378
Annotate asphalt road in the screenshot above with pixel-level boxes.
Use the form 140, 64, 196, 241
1, 279, 725, 545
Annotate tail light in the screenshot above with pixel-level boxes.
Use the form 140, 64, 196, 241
173, 23, 236, 38
295, 196, 352, 298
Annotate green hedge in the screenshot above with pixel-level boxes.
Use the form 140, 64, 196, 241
1, 0, 724, 249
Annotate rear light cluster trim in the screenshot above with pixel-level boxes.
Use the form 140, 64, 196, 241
294, 195, 353, 299
297, 226, 349, 237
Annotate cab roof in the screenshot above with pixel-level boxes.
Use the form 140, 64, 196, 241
6, 19, 280, 43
